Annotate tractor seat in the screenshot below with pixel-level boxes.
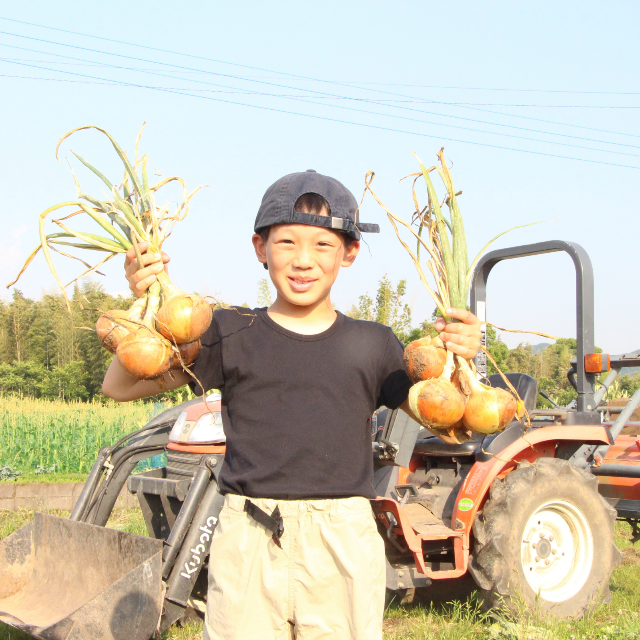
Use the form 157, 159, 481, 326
487, 372, 539, 414
414, 433, 482, 456
412, 373, 539, 456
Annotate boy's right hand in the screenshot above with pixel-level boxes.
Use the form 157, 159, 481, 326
125, 242, 171, 298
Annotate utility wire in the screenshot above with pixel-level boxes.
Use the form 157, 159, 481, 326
2, 46, 640, 160
3, 57, 639, 171
0, 17, 638, 139
1, 35, 639, 155
339, 81, 640, 96
6, 68, 640, 110
3, 58, 639, 108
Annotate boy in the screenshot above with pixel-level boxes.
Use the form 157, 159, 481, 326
103, 169, 481, 639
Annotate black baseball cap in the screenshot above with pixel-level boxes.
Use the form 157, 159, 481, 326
254, 169, 380, 240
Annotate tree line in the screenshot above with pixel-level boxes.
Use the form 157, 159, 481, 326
0, 276, 637, 406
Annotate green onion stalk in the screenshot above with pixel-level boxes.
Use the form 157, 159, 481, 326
8, 124, 212, 380
365, 149, 544, 441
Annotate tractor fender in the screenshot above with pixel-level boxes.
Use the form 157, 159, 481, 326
452, 425, 612, 535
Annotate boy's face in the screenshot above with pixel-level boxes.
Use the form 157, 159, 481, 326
252, 224, 360, 308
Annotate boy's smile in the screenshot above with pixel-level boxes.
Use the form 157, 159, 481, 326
287, 275, 317, 293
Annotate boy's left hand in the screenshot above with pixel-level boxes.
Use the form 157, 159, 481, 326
435, 308, 482, 360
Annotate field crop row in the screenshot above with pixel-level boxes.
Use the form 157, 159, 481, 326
0, 395, 157, 475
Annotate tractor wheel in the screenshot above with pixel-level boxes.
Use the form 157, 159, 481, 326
469, 457, 621, 620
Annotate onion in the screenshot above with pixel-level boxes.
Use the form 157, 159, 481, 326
409, 379, 465, 429
116, 326, 172, 380
114, 282, 172, 379
170, 339, 201, 369
407, 350, 465, 429
96, 297, 147, 354
456, 357, 517, 434
432, 420, 473, 445
155, 272, 212, 344
156, 293, 212, 344
403, 335, 446, 383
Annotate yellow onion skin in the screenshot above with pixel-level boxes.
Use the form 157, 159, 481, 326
156, 294, 212, 344
444, 419, 473, 444
429, 420, 472, 445
116, 328, 172, 380
96, 310, 132, 354
462, 387, 517, 434
408, 378, 466, 429
403, 336, 447, 383
170, 339, 202, 369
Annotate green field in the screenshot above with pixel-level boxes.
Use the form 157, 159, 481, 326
0, 395, 155, 476
0, 508, 639, 640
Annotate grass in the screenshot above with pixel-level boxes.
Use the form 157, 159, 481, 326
0, 395, 155, 476
0, 509, 639, 639
4, 472, 89, 484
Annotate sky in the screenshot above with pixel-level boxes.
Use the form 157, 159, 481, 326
0, 0, 638, 354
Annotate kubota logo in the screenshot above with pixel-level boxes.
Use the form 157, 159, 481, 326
180, 515, 218, 579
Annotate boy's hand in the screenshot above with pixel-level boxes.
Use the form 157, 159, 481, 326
435, 308, 482, 360
125, 242, 170, 298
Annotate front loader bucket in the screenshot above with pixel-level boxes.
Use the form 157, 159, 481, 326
0, 513, 164, 640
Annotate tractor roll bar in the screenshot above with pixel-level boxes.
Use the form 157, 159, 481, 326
469, 240, 595, 413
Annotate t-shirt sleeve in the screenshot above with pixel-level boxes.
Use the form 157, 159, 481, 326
188, 310, 225, 396
376, 330, 413, 410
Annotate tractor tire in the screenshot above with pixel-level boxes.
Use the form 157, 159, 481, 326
469, 457, 621, 620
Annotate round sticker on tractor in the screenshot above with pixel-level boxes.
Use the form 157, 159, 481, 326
458, 498, 474, 511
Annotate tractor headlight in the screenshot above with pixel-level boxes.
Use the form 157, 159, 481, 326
169, 411, 189, 442
188, 411, 226, 443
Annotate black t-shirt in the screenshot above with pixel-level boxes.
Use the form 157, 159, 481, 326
189, 307, 412, 499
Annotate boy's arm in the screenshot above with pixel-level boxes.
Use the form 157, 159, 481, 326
102, 358, 190, 401
102, 242, 191, 401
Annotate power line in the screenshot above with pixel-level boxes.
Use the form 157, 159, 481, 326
6, 70, 640, 111
1, 16, 638, 140
1, 36, 640, 156
3, 57, 639, 171
3, 48, 640, 161
338, 81, 640, 96
4, 58, 640, 108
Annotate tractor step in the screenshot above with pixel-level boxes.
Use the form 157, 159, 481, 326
604, 497, 640, 519
403, 502, 456, 538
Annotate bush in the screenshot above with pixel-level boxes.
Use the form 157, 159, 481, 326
0, 361, 88, 401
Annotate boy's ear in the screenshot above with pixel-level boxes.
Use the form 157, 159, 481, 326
341, 239, 360, 268
252, 233, 268, 266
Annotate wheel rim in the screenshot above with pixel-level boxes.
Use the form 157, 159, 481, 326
520, 499, 593, 603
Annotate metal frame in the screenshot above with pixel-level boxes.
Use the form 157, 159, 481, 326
470, 240, 596, 412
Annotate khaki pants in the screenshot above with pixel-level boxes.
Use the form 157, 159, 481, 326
203, 494, 386, 640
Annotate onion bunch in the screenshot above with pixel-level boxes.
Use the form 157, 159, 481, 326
8, 125, 211, 380
367, 150, 542, 442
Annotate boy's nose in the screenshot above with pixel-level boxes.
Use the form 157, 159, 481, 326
293, 247, 313, 269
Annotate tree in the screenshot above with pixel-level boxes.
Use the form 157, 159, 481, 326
405, 320, 438, 344
256, 278, 274, 307
5, 290, 36, 363
0, 279, 139, 400
619, 373, 640, 398
0, 361, 47, 396
42, 361, 88, 401
486, 325, 510, 374
347, 276, 413, 342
